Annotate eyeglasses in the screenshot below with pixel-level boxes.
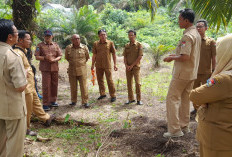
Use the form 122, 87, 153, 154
196, 26, 205, 28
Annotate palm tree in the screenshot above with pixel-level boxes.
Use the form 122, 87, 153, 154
12, 0, 38, 31
149, 0, 232, 31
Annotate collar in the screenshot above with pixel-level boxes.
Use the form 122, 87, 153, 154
0, 41, 12, 49
98, 39, 109, 44
72, 43, 84, 48
183, 25, 196, 34
14, 44, 27, 52
130, 40, 138, 46
43, 41, 54, 45
202, 36, 207, 41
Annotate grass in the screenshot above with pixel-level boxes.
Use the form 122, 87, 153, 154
141, 69, 172, 102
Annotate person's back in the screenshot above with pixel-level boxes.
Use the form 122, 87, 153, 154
0, 19, 27, 157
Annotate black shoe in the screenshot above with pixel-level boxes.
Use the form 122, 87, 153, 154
83, 103, 90, 108
51, 102, 59, 107
43, 105, 50, 111
125, 100, 136, 105
44, 114, 56, 127
26, 129, 37, 136
191, 109, 197, 115
137, 101, 143, 105
97, 95, 106, 100
111, 97, 116, 102
69, 102, 76, 106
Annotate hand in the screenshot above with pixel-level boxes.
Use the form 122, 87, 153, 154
114, 65, 118, 71
163, 56, 173, 62
91, 65, 94, 70
127, 65, 133, 71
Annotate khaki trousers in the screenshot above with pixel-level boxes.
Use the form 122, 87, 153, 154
41, 71, 58, 106
69, 74, 88, 104
166, 77, 194, 133
96, 68, 116, 98
193, 74, 211, 109
25, 90, 50, 129
126, 67, 141, 101
200, 143, 232, 157
0, 116, 26, 157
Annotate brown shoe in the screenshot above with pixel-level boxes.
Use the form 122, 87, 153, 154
26, 129, 37, 136
44, 114, 56, 127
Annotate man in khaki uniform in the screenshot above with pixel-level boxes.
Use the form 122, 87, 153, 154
14, 30, 54, 136
191, 19, 216, 114
0, 19, 27, 157
65, 34, 90, 108
123, 30, 143, 105
163, 9, 201, 138
190, 34, 232, 157
35, 30, 62, 111
91, 29, 117, 102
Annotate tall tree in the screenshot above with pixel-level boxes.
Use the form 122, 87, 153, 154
12, 0, 38, 31
164, 0, 232, 31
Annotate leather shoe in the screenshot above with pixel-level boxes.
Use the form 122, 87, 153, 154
191, 109, 197, 115
26, 129, 37, 136
125, 100, 135, 105
51, 102, 59, 107
43, 105, 50, 111
137, 101, 143, 105
97, 95, 106, 100
69, 102, 76, 106
44, 114, 56, 127
111, 97, 116, 102
83, 103, 90, 108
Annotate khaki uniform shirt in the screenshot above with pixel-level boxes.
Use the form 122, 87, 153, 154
14, 46, 34, 94
173, 26, 201, 80
35, 42, 62, 72
0, 42, 27, 120
198, 37, 216, 74
92, 40, 116, 69
65, 43, 90, 76
190, 73, 232, 150
123, 41, 143, 67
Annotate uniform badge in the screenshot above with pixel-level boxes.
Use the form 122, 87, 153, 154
181, 41, 186, 47
206, 78, 216, 87
36, 47, 40, 52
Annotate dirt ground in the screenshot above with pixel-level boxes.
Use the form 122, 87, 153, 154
25, 55, 200, 157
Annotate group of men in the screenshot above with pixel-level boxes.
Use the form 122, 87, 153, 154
35, 28, 144, 112
0, 7, 216, 156
163, 9, 216, 138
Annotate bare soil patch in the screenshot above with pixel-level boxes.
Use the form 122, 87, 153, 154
25, 55, 199, 157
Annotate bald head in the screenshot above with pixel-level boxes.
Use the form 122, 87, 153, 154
71, 34, 80, 47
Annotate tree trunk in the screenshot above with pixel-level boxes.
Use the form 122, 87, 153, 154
12, 0, 36, 31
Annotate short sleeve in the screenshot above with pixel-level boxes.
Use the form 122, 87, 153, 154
110, 42, 116, 54
8, 54, 27, 88
179, 35, 193, 55
123, 45, 126, 57
210, 39, 216, 56
138, 43, 143, 56
190, 74, 232, 105
34, 44, 41, 56
92, 42, 97, 54
56, 44, 62, 57
65, 46, 70, 61
85, 46, 90, 60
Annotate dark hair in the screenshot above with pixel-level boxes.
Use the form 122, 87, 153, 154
98, 29, 106, 35
197, 19, 208, 27
0, 19, 14, 42
128, 30, 136, 36
18, 30, 30, 40
179, 9, 195, 23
